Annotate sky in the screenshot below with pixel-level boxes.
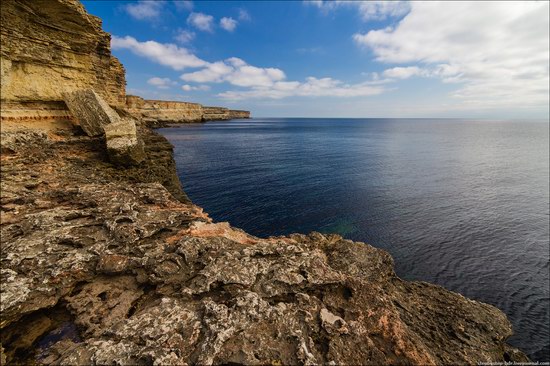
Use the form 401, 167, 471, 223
82, 1, 550, 119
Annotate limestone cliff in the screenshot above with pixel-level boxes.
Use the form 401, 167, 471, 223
125, 95, 204, 124
0, 0, 249, 128
0, 0, 126, 117
126, 95, 251, 125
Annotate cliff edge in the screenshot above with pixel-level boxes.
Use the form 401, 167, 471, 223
0, 0, 528, 365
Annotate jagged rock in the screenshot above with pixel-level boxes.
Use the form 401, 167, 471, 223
64, 89, 121, 136
103, 118, 145, 165
0, 127, 529, 365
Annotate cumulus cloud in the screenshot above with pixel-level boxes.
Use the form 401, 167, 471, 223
220, 17, 237, 32
218, 77, 386, 100
147, 77, 177, 89
114, 36, 387, 101
111, 36, 206, 70
181, 57, 285, 87
187, 12, 214, 32
382, 66, 423, 79
124, 1, 164, 20
307, 1, 410, 21
354, 2, 550, 107
182, 84, 211, 91
174, 29, 195, 44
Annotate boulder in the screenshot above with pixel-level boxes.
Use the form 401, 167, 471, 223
103, 118, 145, 165
64, 89, 121, 136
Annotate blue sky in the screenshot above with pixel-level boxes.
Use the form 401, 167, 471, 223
82, 1, 549, 119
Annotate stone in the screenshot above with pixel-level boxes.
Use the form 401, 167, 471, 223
103, 118, 145, 166
64, 89, 121, 136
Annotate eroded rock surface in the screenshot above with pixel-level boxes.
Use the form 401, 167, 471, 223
0, 129, 529, 365
64, 89, 121, 137
103, 118, 145, 165
0, 0, 126, 110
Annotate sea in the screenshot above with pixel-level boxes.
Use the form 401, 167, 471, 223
159, 118, 550, 361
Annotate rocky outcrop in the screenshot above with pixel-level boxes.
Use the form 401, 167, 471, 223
228, 109, 251, 119
0, 128, 529, 365
125, 95, 251, 125
64, 89, 121, 137
202, 106, 230, 121
0, 0, 126, 123
104, 119, 145, 166
125, 95, 203, 124
0, 0, 248, 130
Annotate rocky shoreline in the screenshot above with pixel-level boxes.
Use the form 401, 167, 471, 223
0, 124, 530, 365
0, 0, 530, 364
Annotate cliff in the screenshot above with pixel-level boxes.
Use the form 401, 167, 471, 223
0, 0, 528, 365
0, 0, 126, 120
0, 0, 249, 128
126, 95, 251, 125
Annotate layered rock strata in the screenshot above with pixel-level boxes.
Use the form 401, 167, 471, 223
0, 128, 529, 365
0, 0, 126, 118
0, 0, 249, 128
125, 95, 251, 125
125, 96, 203, 124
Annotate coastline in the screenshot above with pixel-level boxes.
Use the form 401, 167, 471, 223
0, 0, 533, 364
0, 123, 530, 364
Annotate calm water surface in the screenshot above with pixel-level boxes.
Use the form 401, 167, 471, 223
160, 118, 550, 360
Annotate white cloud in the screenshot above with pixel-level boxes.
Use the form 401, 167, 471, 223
220, 17, 237, 32
173, 0, 193, 11
182, 84, 210, 91
181, 58, 285, 87
111, 36, 206, 70
187, 12, 214, 32
238, 9, 251, 21
124, 1, 164, 20
114, 37, 388, 102
353, 2, 550, 107
218, 77, 386, 100
174, 29, 195, 44
382, 66, 423, 79
355, 1, 410, 21
147, 77, 177, 89
306, 1, 409, 21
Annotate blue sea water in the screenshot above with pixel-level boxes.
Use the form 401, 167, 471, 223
160, 118, 550, 361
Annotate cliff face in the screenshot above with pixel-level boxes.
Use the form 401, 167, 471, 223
125, 95, 203, 123
126, 95, 251, 124
0, 0, 126, 116
0, 0, 248, 128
